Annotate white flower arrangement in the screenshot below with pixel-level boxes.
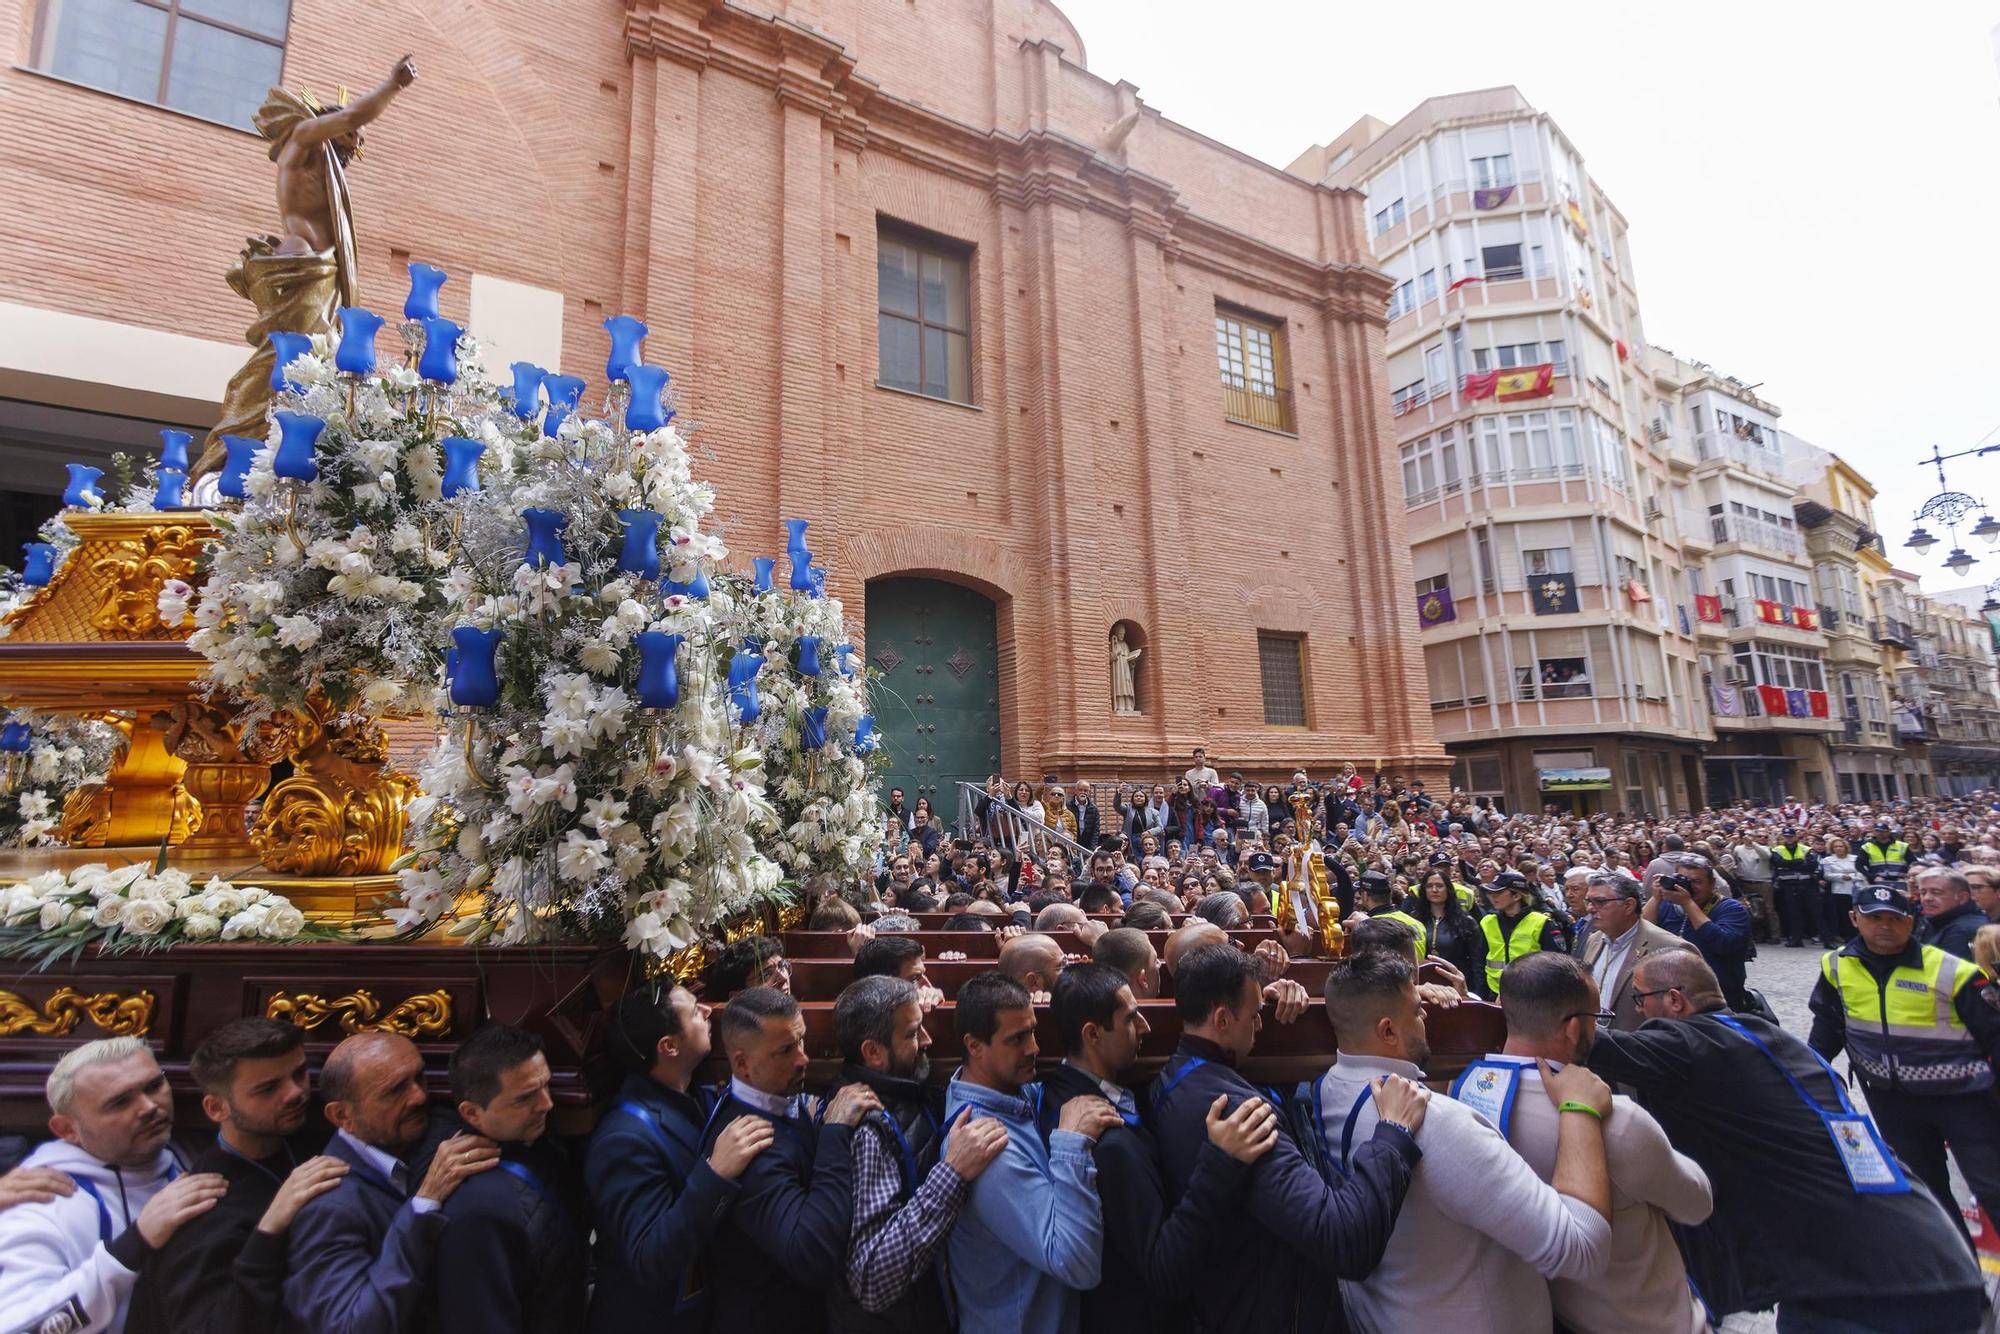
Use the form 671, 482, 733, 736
392, 383, 786, 960
177, 331, 503, 727
0, 714, 127, 847
0, 864, 334, 965
725, 570, 885, 887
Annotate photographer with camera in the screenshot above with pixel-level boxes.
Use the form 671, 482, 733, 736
1644, 853, 1754, 1012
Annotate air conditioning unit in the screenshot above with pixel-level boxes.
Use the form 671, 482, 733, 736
1643, 497, 1664, 520
1646, 418, 1669, 442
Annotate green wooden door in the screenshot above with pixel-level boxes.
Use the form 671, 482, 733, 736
865, 577, 1001, 814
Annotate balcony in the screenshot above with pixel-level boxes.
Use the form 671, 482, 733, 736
1708, 514, 1806, 558
1874, 617, 1914, 649
1223, 382, 1295, 433
1693, 431, 1786, 478
1723, 597, 1822, 637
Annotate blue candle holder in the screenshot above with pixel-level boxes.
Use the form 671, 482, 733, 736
625, 364, 671, 433
417, 317, 462, 385
808, 566, 828, 599
218, 436, 260, 499
835, 643, 856, 678
727, 646, 765, 726
635, 631, 684, 709
788, 547, 814, 594
0, 722, 30, 753
522, 508, 569, 569
688, 567, 710, 600
153, 468, 187, 509
333, 306, 384, 376
20, 544, 56, 588
796, 635, 823, 678
507, 362, 547, 420
801, 706, 829, 752
616, 509, 663, 581
448, 626, 504, 708
752, 557, 776, 595
542, 374, 586, 439
854, 715, 879, 753
62, 465, 103, 509
404, 262, 448, 321
784, 518, 810, 556
267, 331, 313, 392
441, 436, 485, 499
158, 430, 191, 472
603, 315, 649, 384
271, 412, 326, 483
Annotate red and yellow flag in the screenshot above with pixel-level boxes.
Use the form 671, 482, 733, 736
1494, 364, 1554, 401
1566, 198, 1589, 235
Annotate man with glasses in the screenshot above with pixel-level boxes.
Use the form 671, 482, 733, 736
1577, 872, 1695, 1031
1643, 854, 1753, 1012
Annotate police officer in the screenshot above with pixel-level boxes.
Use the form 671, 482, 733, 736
1808, 882, 2000, 1246
1478, 870, 1564, 998
1857, 822, 1910, 886
1350, 871, 1429, 960
1769, 826, 1829, 949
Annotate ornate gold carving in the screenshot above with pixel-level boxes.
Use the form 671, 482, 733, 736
52, 718, 192, 848
265, 988, 452, 1039
157, 700, 294, 858
89, 525, 203, 636
251, 703, 416, 876
0, 987, 156, 1037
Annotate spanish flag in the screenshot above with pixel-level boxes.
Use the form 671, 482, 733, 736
1566, 198, 1589, 235
1495, 364, 1554, 401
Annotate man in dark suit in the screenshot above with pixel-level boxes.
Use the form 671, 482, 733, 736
1577, 872, 1695, 1031
433, 1025, 588, 1334
1069, 782, 1103, 853
282, 1032, 498, 1334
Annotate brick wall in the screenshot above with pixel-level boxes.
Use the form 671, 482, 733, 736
0, 0, 1447, 784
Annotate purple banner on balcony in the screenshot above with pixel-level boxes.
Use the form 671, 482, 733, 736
1785, 688, 1810, 718
1531, 572, 1579, 615
1473, 185, 1516, 210
1417, 588, 1456, 627
1710, 685, 1742, 717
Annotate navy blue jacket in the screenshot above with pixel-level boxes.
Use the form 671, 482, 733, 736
1657, 894, 1754, 1010
585, 1075, 738, 1333
1147, 1037, 1420, 1334
281, 1132, 447, 1334
1039, 1062, 1250, 1334
1918, 900, 1986, 963
433, 1125, 587, 1334
699, 1088, 856, 1334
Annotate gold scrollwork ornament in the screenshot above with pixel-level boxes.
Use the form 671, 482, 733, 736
90, 525, 204, 636
0, 987, 156, 1037
252, 704, 416, 876
264, 988, 452, 1039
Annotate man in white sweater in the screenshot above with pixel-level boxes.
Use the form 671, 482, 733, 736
0, 1038, 225, 1334
1456, 953, 1716, 1334
1314, 949, 1614, 1334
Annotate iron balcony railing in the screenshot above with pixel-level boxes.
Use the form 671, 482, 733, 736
954, 782, 1089, 861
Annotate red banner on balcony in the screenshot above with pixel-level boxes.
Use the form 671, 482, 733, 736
1756, 599, 1786, 625
1808, 689, 1830, 718
1463, 370, 1499, 400
1616, 339, 1629, 362
1758, 684, 1789, 716
1625, 578, 1652, 604
1695, 594, 1724, 624
1448, 274, 1485, 293
1792, 605, 1818, 631
1496, 364, 1555, 402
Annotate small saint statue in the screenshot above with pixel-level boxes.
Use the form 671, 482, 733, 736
1110, 624, 1142, 715
195, 55, 418, 479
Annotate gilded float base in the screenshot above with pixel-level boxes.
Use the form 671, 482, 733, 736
0, 845, 405, 933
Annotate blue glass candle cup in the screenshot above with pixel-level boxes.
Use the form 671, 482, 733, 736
854, 715, 879, 753
267, 331, 313, 392
522, 508, 569, 569
20, 544, 56, 588
727, 648, 765, 726
417, 318, 462, 384
603, 315, 649, 384
625, 364, 671, 433
835, 642, 856, 678
0, 722, 30, 753
616, 509, 663, 581
752, 557, 776, 594
507, 362, 546, 420
404, 262, 448, 321
448, 626, 504, 708
333, 306, 384, 376
635, 631, 684, 710
272, 412, 326, 483
789, 548, 814, 593
441, 436, 485, 499
542, 374, 586, 439
153, 468, 187, 509
801, 706, 829, 752
218, 436, 260, 499
796, 635, 823, 678
62, 465, 103, 508
158, 430, 191, 472
809, 566, 828, 598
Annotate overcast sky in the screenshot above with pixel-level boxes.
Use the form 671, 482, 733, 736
1055, 0, 2000, 590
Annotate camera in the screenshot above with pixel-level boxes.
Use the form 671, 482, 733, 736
1660, 873, 1695, 892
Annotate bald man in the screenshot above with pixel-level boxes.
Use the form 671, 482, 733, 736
997, 932, 1065, 998
283, 1033, 498, 1334
1162, 920, 1229, 980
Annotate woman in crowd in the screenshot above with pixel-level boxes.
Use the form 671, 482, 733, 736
1820, 834, 1862, 942
1411, 867, 1486, 986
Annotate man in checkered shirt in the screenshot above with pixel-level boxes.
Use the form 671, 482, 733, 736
829, 975, 1007, 1330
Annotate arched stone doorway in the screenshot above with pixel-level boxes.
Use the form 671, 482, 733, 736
864, 576, 1001, 815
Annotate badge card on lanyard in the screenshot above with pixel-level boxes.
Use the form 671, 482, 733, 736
1449, 1059, 1524, 1138
1714, 1015, 1910, 1195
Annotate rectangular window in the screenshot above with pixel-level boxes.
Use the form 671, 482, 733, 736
1480, 242, 1524, 280
32, 0, 290, 129
1419, 268, 1438, 304
1415, 573, 1449, 596
1371, 197, 1406, 236
1475, 528, 1496, 594
878, 224, 972, 404
1257, 633, 1307, 726
1214, 303, 1294, 432
1523, 546, 1572, 576
1547, 340, 1568, 375
1472, 154, 1515, 189
1392, 379, 1427, 414
1388, 279, 1416, 319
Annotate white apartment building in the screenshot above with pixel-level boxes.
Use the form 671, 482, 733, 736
1289, 88, 1709, 816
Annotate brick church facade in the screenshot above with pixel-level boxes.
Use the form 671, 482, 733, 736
0, 0, 1445, 802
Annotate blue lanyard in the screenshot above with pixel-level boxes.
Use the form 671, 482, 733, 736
615, 1100, 703, 1184
1712, 1015, 1857, 1116
1309, 1080, 1374, 1180
877, 1107, 941, 1196
66, 1161, 181, 1244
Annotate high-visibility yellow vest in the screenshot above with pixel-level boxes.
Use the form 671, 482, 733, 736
1482, 910, 1550, 994
1452, 881, 1478, 912
1821, 945, 1990, 1095
1861, 840, 1910, 868
1367, 909, 1429, 960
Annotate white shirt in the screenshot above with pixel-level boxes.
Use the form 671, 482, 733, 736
1468, 1056, 1714, 1334
1184, 766, 1219, 791
730, 1076, 805, 1120
1065, 1061, 1138, 1121
1589, 920, 1642, 1000
336, 1129, 437, 1213
1319, 1053, 1612, 1334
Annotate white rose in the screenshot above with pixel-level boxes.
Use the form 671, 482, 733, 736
182, 912, 221, 939
119, 898, 173, 936
91, 896, 127, 928
38, 900, 68, 931
260, 902, 307, 939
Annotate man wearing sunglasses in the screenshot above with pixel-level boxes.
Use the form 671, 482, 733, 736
1576, 872, 1695, 1032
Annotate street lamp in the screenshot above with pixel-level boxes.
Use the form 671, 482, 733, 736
1945, 546, 1976, 577
1973, 514, 2000, 545
1907, 525, 1938, 554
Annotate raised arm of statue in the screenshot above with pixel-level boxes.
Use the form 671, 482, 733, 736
285, 55, 417, 152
